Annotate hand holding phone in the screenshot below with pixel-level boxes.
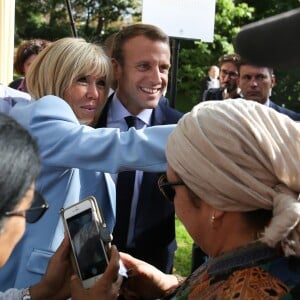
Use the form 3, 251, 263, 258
61, 196, 111, 289
70, 245, 124, 300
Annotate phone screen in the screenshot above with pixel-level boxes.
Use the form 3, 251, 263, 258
67, 208, 108, 280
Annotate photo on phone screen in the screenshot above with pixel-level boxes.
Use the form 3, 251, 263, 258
67, 208, 108, 280
62, 197, 110, 288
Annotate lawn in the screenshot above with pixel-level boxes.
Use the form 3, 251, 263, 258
173, 217, 193, 277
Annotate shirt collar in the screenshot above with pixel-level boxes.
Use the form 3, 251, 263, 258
111, 93, 153, 126
265, 98, 270, 107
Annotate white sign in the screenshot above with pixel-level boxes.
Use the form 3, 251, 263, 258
142, 0, 216, 42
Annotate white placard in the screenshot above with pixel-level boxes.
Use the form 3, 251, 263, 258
142, 0, 216, 42
0, 0, 15, 85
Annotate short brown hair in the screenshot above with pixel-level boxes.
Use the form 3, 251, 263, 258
112, 23, 170, 65
218, 53, 241, 68
238, 57, 274, 76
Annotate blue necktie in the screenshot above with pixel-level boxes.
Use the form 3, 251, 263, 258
112, 116, 138, 249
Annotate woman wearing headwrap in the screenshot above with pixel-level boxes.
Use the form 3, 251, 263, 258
120, 99, 300, 299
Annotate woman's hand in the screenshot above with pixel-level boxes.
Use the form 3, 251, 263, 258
70, 245, 123, 300
30, 235, 72, 300
120, 252, 180, 300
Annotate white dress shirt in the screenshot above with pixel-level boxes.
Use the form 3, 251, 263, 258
107, 94, 152, 246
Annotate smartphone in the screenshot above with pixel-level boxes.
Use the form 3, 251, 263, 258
61, 196, 110, 289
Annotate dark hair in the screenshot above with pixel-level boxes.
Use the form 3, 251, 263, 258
112, 23, 170, 66
218, 53, 241, 68
0, 113, 40, 226
14, 39, 51, 75
238, 57, 274, 76
103, 32, 118, 58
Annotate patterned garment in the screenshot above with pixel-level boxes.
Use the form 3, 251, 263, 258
166, 242, 300, 300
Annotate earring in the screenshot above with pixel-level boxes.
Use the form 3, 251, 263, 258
210, 214, 216, 225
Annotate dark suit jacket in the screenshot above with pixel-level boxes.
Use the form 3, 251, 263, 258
269, 100, 300, 121
202, 88, 242, 102
97, 94, 183, 273
202, 88, 224, 101
199, 76, 211, 101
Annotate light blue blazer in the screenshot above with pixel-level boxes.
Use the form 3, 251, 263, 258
0, 95, 174, 290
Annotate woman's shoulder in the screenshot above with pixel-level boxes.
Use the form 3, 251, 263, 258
225, 265, 289, 298
178, 261, 297, 300
12, 95, 74, 118
182, 265, 290, 299
9, 95, 78, 132
35, 95, 73, 112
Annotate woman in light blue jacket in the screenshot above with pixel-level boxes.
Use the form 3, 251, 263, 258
0, 112, 123, 299
0, 37, 174, 291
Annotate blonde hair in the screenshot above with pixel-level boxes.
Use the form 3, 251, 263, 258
26, 37, 113, 100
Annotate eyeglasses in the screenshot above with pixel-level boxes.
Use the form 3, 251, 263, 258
158, 174, 185, 202
220, 69, 239, 79
5, 191, 49, 223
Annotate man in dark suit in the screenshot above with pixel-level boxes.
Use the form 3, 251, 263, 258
238, 59, 300, 121
199, 65, 220, 101
97, 24, 183, 274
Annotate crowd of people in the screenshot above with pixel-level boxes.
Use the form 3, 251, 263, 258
0, 7, 300, 299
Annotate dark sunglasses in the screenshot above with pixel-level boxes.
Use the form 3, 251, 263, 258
158, 174, 185, 202
5, 191, 49, 223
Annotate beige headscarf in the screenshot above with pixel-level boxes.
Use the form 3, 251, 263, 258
166, 99, 300, 256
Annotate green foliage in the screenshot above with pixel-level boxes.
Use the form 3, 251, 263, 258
236, 0, 300, 20
73, 0, 138, 39
15, 0, 73, 43
234, 0, 300, 111
173, 0, 300, 113
15, 0, 140, 43
14, 0, 300, 111
273, 69, 300, 111
174, 217, 193, 277
174, 0, 254, 112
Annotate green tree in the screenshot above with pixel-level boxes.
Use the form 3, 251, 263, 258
15, 0, 71, 42
173, 0, 300, 112
236, 0, 300, 20
73, 0, 140, 41
172, 0, 254, 112
235, 0, 300, 111
14, 0, 300, 111
14, 0, 141, 43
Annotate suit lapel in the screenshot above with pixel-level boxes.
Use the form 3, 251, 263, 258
150, 101, 165, 126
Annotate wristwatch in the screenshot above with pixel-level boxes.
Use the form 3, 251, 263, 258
21, 287, 31, 300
